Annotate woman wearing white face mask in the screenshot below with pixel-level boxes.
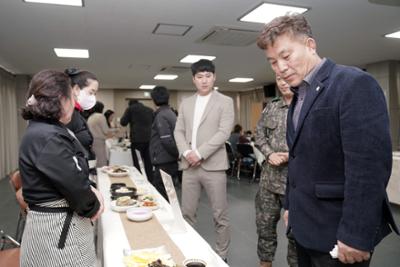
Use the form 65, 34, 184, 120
64, 68, 99, 164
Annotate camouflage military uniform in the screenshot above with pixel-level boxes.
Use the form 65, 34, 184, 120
254, 97, 297, 267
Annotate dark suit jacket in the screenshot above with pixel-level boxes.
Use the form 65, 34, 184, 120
120, 102, 153, 143
285, 59, 399, 252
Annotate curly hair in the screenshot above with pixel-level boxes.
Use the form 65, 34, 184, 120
257, 14, 313, 50
21, 70, 72, 121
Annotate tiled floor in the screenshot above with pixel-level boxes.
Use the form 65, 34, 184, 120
1, 176, 399, 267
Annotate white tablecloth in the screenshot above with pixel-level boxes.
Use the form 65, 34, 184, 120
108, 147, 133, 166
97, 167, 228, 267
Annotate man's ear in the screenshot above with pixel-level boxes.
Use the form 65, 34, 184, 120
306, 37, 317, 51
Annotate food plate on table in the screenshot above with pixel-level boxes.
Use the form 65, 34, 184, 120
110, 197, 140, 212
123, 246, 175, 267
138, 195, 158, 210
126, 207, 153, 222
106, 165, 130, 177
110, 183, 126, 190
111, 186, 137, 198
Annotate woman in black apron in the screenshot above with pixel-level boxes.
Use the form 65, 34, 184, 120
19, 69, 104, 267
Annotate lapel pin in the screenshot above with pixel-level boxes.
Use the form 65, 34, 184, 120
316, 86, 320, 92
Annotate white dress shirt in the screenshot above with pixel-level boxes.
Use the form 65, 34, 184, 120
184, 92, 211, 159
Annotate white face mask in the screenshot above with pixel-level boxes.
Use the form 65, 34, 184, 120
78, 90, 96, 110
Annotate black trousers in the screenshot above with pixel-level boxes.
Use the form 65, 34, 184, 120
130, 142, 153, 182
296, 241, 371, 267
153, 162, 179, 202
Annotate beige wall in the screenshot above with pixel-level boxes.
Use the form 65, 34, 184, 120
97, 89, 240, 129
15, 75, 30, 143
96, 89, 114, 113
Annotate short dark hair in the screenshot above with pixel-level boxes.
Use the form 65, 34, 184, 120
21, 69, 71, 121
129, 99, 138, 106
257, 14, 313, 50
64, 68, 98, 89
191, 59, 215, 76
92, 101, 104, 114
233, 124, 242, 133
151, 86, 169, 106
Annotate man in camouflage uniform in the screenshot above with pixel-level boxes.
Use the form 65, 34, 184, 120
255, 76, 297, 267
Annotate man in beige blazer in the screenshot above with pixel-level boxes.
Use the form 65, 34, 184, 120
174, 59, 234, 261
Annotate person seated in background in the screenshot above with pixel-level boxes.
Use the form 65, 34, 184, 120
244, 130, 254, 142
19, 69, 103, 267
228, 124, 241, 151
149, 86, 179, 200
87, 101, 115, 167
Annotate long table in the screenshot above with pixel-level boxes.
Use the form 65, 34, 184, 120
97, 167, 229, 267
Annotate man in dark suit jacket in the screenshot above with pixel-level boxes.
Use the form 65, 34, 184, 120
120, 100, 153, 181
257, 14, 399, 267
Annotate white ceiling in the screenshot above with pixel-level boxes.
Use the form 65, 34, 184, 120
0, 0, 399, 91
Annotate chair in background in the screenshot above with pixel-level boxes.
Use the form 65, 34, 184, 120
8, 171, 28, 243
0, 229, 20, 267
236, 143, 258, 182
225, 141, 237, 178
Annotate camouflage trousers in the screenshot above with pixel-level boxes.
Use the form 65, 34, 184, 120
255, 188, 298, 267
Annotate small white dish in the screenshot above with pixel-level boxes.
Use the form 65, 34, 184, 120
126, 207, 152, 222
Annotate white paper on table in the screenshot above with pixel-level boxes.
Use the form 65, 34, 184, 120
159, 169, 186, 233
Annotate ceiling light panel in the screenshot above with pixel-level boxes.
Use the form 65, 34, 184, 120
154, 74, 178, 80
180, 55, 216, 63
139, 85, 156, 89
239, 3, 308, 24
23, 0, 83, 7
152, 23, 192, 36
54, 48, 89, 58
385, 30, 400, 39
229, 77, 254, 83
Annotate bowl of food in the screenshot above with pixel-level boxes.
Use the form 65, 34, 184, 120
138, 195, 158, 210
107, 166, 129, 177
126, 207, 153, 222
110, 196, 139, 212
110, 183, 126, 190
111, 187, 137, 200
183, 259, 207, 267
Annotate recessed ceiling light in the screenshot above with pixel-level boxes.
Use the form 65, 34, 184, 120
385, 30, 400, 39
214, 86, 219, 90
54, 48, 89, 58
229, 77, 254, 83
154, 74, 178, 80
139, 85, 156, 89
239, 3, 308, 24
180, 55, 216, 64
23, 0, 83, 7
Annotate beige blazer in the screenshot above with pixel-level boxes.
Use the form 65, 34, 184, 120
174, 91, 234, 171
